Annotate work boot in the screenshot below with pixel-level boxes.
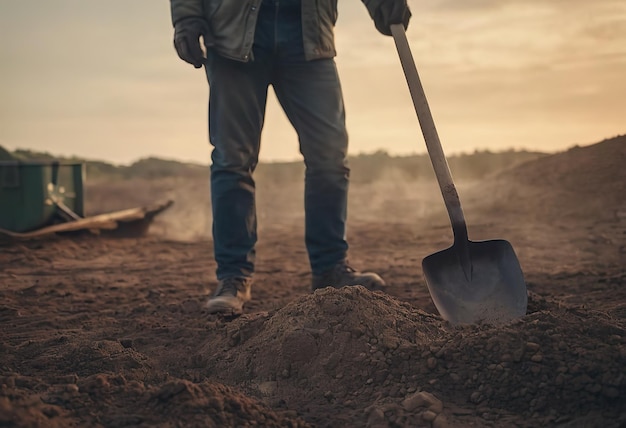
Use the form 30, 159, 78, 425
312, 262, 386, 292
206, 277, 252, 315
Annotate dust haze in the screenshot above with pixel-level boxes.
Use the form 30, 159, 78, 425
85, 149, 546, 242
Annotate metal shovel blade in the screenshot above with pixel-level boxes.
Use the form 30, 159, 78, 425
391, 24, 528, 324
422, 239, 527, 325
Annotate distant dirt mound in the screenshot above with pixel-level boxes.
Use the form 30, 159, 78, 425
501, 135, 625, 194
467, 135, 626, 223
203, 287, 626, 427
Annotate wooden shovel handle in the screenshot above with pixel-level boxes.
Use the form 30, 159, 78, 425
390, 24, 469, 244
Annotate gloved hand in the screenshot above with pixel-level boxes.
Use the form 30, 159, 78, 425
371, 0, 411, 36
174, 17, 212, 68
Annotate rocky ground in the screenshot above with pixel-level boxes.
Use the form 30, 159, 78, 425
1, 136, 625, 427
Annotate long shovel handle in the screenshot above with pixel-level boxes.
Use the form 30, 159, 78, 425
390, 24, 469, 245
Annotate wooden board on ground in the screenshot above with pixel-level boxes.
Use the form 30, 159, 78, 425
0, 200, 173, 240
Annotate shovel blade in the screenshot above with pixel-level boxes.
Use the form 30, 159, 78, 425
422, 239, 527, 325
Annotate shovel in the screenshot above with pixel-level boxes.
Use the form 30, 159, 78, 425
390, 24, 527, 325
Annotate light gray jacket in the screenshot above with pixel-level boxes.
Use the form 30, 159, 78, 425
170, 0, 387, 62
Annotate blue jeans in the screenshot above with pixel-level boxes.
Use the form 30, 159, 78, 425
205, 0, 349, 280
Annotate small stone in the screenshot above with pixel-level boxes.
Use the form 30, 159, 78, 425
470, 391, 483, 404
119, 339, 133, 348
2, 377, 16, 388
64, 384, 79, 394
402, 391, 443, 413
366, 378, 374, 385
526, 342, 540, 352
555, 374, 565, 386
42, 406, 60, 418
422, 410, 437, 422
367, 407, 387, 428
382, 336, 399, 350
531, 354, 543, 363
389, 385, 400, 397
533, 397, 547, 411
427, 357, 437, 370
433, 414, 449, 428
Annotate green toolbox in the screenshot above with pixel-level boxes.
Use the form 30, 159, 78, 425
0, 161, 85, 233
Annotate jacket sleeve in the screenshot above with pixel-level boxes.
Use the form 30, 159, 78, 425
170, 0, 204, 25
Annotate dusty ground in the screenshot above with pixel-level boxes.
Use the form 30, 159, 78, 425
1, 137, 625, 427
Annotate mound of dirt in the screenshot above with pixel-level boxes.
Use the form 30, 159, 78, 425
501, 135, 625, 195
202, 286, 626, 427
1, 374, 310, 428
467, 135, 626, 223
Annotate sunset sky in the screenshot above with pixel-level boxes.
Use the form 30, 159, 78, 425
1, 0, 624, 164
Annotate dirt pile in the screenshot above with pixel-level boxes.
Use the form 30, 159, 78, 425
202, 286, 626, 427
0, 332, 310, 428
500, 135, 625, 197
1, 373, 310, 428
466, 135, 626, 223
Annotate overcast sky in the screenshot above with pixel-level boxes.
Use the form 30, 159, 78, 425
0, 0, 624, 164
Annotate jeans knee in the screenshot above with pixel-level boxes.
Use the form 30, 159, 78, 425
211, 144, 259, 174
305, 152, 349, 177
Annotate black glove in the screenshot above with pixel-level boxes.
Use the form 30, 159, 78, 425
371, 0, 411, 36
174, 17, 211, 68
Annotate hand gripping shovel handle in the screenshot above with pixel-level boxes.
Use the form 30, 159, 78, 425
390, 24, 472, 279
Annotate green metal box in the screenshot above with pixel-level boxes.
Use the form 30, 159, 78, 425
0, 161, 85, 232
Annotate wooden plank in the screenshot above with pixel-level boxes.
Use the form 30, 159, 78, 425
0, 200, 173, 240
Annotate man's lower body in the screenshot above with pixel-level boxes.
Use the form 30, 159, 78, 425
204, 0, 384, 314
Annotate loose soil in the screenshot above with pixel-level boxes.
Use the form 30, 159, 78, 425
1, 137, 625, 427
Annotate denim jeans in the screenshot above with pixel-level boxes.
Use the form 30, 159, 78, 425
204, 0, 350, 280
